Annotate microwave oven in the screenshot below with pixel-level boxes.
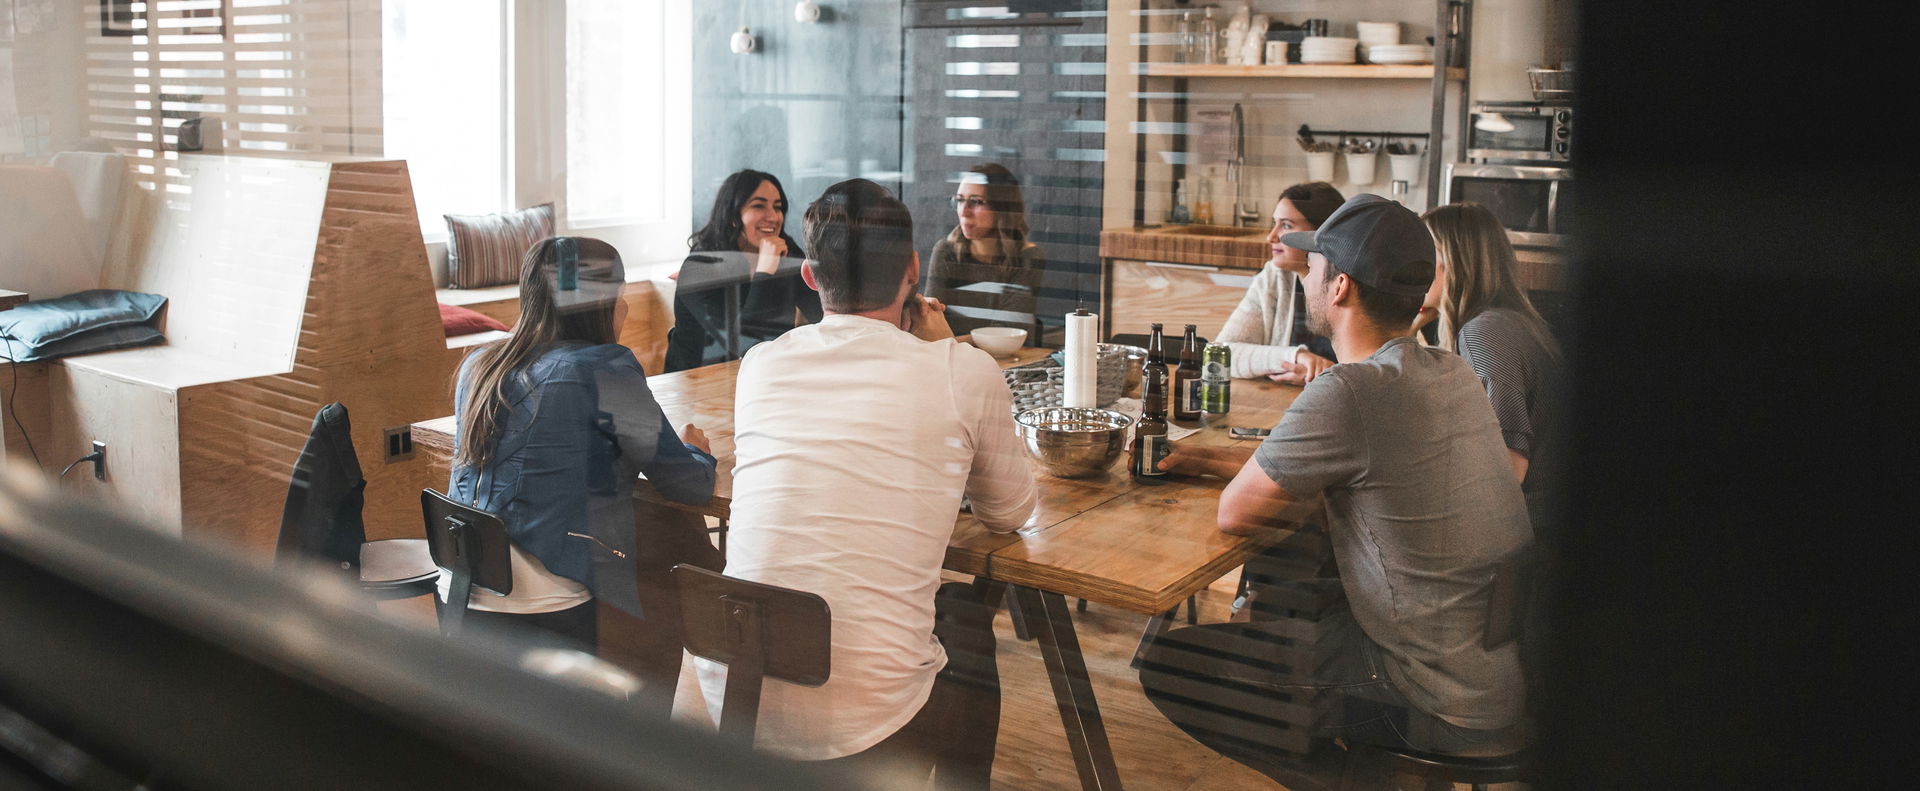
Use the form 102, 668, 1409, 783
1442, 162, 1574, 248
1467, 101, 1572, 164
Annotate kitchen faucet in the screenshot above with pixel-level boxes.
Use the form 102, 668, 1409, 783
1227, 103, 1261, 227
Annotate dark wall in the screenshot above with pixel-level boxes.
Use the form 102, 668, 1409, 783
1543, 0, 1912, 787
691, 0, 905, 247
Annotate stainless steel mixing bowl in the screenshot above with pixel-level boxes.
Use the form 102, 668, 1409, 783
1015, 407, 1133, 478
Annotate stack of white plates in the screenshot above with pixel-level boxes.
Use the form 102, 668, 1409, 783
1299, 36, 1358, 65
1366, 44, 1434, 65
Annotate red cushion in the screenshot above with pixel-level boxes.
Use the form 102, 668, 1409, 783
438, 302, 509, 337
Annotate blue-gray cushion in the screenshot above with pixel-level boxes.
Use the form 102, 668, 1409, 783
0, 289, 168, 361
1, 323, 165, 363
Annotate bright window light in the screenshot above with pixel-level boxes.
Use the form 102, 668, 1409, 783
383, 0, 508, 238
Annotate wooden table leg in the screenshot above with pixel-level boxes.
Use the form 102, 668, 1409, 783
1012, 585, 1124, 791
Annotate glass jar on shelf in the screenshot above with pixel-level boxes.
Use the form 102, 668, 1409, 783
1197, 7, 1219, 65
1174, 11, 1195, 64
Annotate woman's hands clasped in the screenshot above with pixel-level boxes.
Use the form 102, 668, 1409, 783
1269, 349, 1333, 386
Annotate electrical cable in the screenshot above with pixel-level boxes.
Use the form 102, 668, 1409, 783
1, 336, 44, 468
60, 450, 104, 480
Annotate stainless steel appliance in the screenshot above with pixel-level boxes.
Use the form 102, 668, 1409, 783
1467, 101, 1573, 163
1442, 162, 1574, 247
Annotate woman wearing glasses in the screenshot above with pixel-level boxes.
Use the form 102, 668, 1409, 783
924, 163, 1047, 340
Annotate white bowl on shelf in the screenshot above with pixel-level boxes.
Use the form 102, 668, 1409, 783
970, 327, 1028, 358
1356, 21, 1401, 47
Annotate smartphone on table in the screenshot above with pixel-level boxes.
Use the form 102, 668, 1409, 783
1229, 426, 1271, 440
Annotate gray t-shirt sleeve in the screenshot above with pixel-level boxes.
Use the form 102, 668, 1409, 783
1253, 372, 1365, 500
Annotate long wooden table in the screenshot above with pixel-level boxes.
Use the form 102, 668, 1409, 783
413, 345, 1304, 790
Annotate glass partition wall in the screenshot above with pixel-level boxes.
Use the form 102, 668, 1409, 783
3, 2, 1565, 789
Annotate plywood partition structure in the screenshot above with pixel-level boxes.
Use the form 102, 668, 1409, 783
43, 157, 459, 555
173, 159, 457, 551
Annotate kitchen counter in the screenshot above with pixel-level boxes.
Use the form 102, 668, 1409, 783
1099, 225, 1268, 270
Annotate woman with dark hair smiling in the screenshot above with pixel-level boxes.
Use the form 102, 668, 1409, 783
664, 169, 823, 372
923, 163, 1047, 339
1214, 181, 1344, 383
450, 236, 716, 652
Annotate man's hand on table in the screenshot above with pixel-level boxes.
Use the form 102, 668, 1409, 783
1145, 443, 1255, 479
679, 424, 712, 455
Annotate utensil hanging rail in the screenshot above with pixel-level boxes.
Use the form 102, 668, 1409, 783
1298, 124, 1429, 140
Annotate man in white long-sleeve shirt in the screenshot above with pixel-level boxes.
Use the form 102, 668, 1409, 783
696, 178, 1037, 787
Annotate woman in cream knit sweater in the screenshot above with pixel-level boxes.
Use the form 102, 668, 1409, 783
1214, 182, 1344, 382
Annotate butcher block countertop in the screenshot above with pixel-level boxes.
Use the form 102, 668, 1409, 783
1099, 225, 1268, 269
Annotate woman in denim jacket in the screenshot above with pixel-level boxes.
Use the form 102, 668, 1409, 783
450, 236, 716, 652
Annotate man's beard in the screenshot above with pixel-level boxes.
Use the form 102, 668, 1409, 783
1304, 291, 1332, 338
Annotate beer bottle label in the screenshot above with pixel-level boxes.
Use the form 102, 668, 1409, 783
1136, 434, 1168, 477
1184, 379, 1203, 413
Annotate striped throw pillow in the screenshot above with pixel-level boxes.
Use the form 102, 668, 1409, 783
443, 203, 555, 289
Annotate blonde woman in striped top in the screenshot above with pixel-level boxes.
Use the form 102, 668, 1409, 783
1421, 202, 1563, 539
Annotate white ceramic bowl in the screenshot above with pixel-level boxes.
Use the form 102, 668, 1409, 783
1356, 21, 1400, 46
971, 327, 1028, 358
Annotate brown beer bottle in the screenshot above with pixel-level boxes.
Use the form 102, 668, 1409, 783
1171, 323, 1202, 422
1132, 323, 1171, 484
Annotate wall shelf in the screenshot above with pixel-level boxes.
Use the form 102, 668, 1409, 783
1140, 63, 1463, 80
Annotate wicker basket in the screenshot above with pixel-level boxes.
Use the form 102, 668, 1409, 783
1003, 344, 1140, 413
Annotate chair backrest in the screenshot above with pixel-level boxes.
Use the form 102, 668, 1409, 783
421, 489, 513, 636
671, 564, 831, 743
1483, 545, 1538, 651
274, 402, 365, 571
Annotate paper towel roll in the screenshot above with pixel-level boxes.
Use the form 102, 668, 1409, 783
1063, 309, 1099, 408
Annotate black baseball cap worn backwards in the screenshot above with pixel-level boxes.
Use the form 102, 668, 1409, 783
1279, 194, 1436, 298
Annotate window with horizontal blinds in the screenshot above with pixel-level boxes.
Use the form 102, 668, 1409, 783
905, 1, 1108, 345
83, 0, 381, 187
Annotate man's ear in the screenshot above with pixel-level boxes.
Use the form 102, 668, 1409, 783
907, 250, 921, 287
800, 259, 821, 292
1327, 272, 1355, 307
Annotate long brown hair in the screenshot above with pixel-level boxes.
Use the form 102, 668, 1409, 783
455, 236, 623, 470
947, 163, 1032, 267
1422, 203, 1561, 359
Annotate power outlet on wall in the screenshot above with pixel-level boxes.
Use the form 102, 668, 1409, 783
91, 440, 108, 481
384, 426, 414, 463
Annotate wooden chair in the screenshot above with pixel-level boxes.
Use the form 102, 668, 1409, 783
420, 489, 513, 637
670, 564, 831, 744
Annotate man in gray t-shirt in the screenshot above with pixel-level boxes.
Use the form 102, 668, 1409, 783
1253, 334, 1530, 730
1138, 195, 1533, 774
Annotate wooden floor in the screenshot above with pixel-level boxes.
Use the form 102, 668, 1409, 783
386, 562, 1523, 791
969, 572, 1525, 791
973, 570, 1287, 791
